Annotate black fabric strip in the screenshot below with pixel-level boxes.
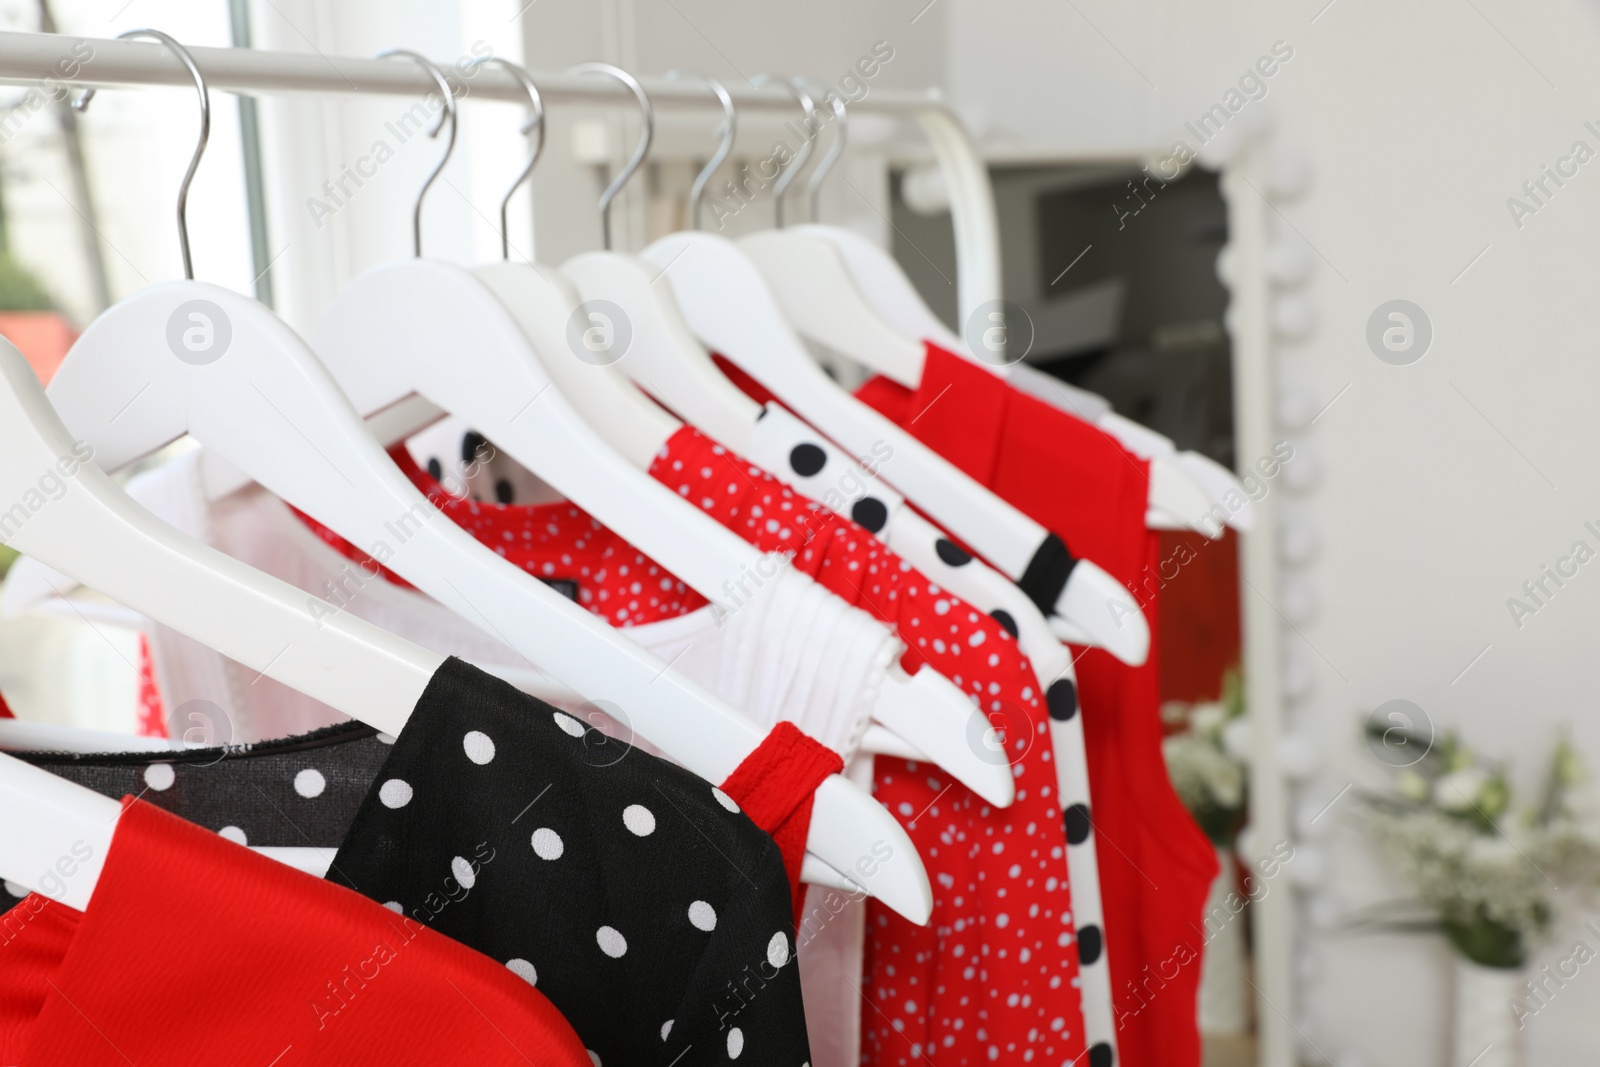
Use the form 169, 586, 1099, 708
8, 719, 376, 766
1017, 533, 1079, 615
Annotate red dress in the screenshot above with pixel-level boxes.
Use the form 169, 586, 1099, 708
0, 799, 589, 1066
857, 343, 1219, 1067
649, 429, 1086, 1067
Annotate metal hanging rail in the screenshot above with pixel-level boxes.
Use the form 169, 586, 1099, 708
0, 30, 1002, 322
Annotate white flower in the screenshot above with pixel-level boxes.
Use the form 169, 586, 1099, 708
1190, 702, 1227, 737
1435, 768, 1490, 812
1467, 835, 1520, 869
1397, 771, 1429, 801
1163, 735, 1244, 810
1222, 719, 1253, 761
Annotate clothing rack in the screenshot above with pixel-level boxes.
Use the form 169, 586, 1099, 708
0, 30, 1001, 329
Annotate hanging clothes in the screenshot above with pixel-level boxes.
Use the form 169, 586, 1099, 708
644, 426, 1089, 1067
0, 797, 591, 1066
60, 427, 1091, 1065
856, 341, 1220, 1067
387, 428, 1094, 1067
712, 364, 1119, 1065
97, 448, 893, 768
391, 428, 1092, 1066
7, 657, 814, 1067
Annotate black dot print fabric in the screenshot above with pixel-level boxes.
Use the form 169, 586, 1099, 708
12, 721, 389, 847
328, 659, 809, 1067
10, 659, 808, 1067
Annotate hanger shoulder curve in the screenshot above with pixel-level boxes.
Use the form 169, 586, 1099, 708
795, 224, 965, 357
0, 339, 441, 733
560, 249, 761, 456
642, 238, 1151, 664
737, 229, 926, 387
472, 261, 677, 472
49, 283, 763, 776
312, 258, 766, 600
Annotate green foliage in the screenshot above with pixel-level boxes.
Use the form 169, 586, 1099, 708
1358, 732, 1600, 968
1162, 666, 1248, 847
0, 253, 54, 312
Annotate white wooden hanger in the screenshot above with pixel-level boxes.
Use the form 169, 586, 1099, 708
467, 68, 1004, 799
551, 79, 1080, 690
545, 71, 1145, 664
794, 223, 1251, 533
311, 60, 1010, 809
735, 80, 926, 386
0, 324, 450, 907
40, 38, 931, 921
629, 78, 1148, 666
558, 69, 760, 457
733, 87, 1222, 538
639, 229, 1150, 663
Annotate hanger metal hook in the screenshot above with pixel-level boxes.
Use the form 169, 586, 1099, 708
374, 49, 458, 258
567, 63, 653, 251
799, 78, 847, 222
750, 74, 817, 228
73, 29, 209, 281
465, 57, 545, 261
665, 69, 736, 232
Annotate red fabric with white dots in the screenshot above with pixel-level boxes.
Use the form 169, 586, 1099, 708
294, 432, 1089, 1065
647, 429, 1086, 1067
295, 447, 707, 626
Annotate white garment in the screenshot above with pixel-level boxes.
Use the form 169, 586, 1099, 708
85, 450, 894, 767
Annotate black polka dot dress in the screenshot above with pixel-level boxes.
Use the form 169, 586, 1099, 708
11, 658, 810, 1067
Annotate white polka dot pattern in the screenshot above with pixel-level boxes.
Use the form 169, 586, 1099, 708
622, 804, 655, 837
296, 441, 708, 629
644, 426, 1093, 1064
531, 828, 564, 860
462, 730, 496, 764
378, 779, 413, 809
687, 900, 717, 932
766, 931, 789, 968
595, 925, 627, 958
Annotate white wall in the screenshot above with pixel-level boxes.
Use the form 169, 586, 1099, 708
944, 1, 1600, 1064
